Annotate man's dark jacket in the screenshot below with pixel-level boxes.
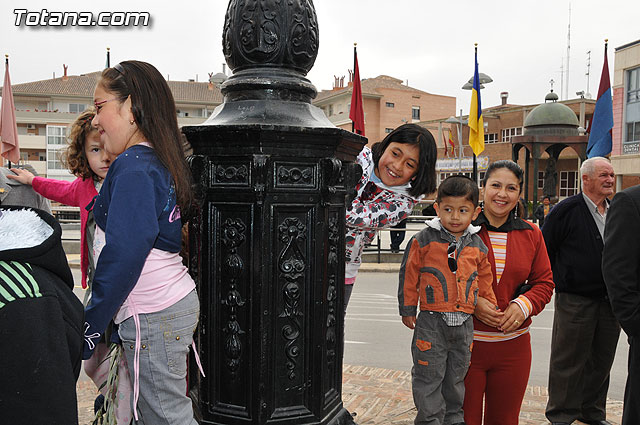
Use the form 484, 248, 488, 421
541, 193, 608, 298
0, 206, 84, 424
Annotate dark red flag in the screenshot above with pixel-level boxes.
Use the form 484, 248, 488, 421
349, 46, 365, 136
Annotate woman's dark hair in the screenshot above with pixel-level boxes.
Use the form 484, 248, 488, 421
436, 175, 479, 207
370, 123, 437, 198
481, 160, 525, 218
62, 107, 99, 180
98, 61, 193, 218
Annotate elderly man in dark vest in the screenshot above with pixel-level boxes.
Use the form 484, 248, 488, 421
543, 157, 620, 425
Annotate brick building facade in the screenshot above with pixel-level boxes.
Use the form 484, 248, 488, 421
421, 93, 597, 205
611, 39, 640, 189
313, 74, 456, 146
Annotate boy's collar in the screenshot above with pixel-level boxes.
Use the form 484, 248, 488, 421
426, 217, 481, 240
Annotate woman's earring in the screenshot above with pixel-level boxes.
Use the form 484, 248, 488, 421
130, 120, 135, 125
514, 202, 519, 217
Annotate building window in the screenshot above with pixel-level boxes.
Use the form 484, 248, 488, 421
439, 171, 473, 184
386, 102, 394, 108
627, 121, 640, 142
628, 67, 640, 104
328, 105, 333, 116
624, 67, 640, 154
385, 128, 394, 133
538, 171, 544, 189
69, 103, 87, 114
484, 133, 498, 144
412, 106, 420, 120
501, 127, 523, 143
47, 125, 67, 171
478, 171, 486, 187
559, 171, 578, 197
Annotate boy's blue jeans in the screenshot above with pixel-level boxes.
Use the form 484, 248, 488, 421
411, 310, 473, 425
119, 289, 200, 425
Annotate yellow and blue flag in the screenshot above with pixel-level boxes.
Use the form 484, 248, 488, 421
468, 48, 484, 156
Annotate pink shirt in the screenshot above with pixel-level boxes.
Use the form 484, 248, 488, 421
93, 226, 195, 323
114, 248, 195, 324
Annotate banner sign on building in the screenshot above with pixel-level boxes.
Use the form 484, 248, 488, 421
436, 156, 489, 172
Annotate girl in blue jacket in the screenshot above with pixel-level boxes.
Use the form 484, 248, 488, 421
84, 60, 199, 424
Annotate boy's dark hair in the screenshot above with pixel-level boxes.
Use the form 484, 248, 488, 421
99, 61, 193, 219
61, 107, 98, 180
370, 123, 437, 198
436, 175, 480, 206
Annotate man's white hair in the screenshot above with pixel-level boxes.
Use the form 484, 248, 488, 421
580, 156, 610, 179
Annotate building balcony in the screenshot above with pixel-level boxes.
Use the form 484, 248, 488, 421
18, 134, 46, 149
20, 160, 47, 176
15, 110, 79, 125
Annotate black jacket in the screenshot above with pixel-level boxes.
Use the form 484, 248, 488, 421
0, 206, 83, 425
541, 193, 608, 298
603, 185, 640, 338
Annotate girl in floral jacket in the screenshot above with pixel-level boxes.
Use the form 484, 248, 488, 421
344, 124, 437, 312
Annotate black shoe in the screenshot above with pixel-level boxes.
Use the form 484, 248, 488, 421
578, 420, 612, 425
549, 422, 572, 425
94, 393, 105, 414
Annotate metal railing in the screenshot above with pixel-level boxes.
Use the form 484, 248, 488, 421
363, 215, 435, 263
51, 205, 81, 224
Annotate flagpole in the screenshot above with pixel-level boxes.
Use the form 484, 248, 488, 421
5, 55, 10, 169
352, 43, 356, 133
472, 44, 478, 183
458, 109, 463, 173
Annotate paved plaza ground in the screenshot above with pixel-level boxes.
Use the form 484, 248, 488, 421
69, 254, 625, 425
75, 364, 624, 424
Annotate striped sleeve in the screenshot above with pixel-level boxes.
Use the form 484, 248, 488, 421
511, 295, 533, 319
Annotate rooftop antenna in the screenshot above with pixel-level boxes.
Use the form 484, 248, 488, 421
585, 50, 592, 98
565, 2, 571, 100
560, 59, 565, 100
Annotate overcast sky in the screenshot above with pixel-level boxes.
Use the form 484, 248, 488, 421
1, 0, 638, 115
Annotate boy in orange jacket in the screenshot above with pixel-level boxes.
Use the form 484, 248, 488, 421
398, 175, 495, 425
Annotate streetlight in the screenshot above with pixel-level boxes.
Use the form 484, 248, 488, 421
464, 73, 493, 85
445, 112, 467, 173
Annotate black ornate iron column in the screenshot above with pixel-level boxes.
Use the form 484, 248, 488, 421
182, 1, 365, 424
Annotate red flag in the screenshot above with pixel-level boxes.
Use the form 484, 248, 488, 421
447, 130, 455, 157
349, 45, 365, 136
1, 58, 20, 165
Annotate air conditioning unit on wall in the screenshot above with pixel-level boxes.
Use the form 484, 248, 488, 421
27, 124, 36, 130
